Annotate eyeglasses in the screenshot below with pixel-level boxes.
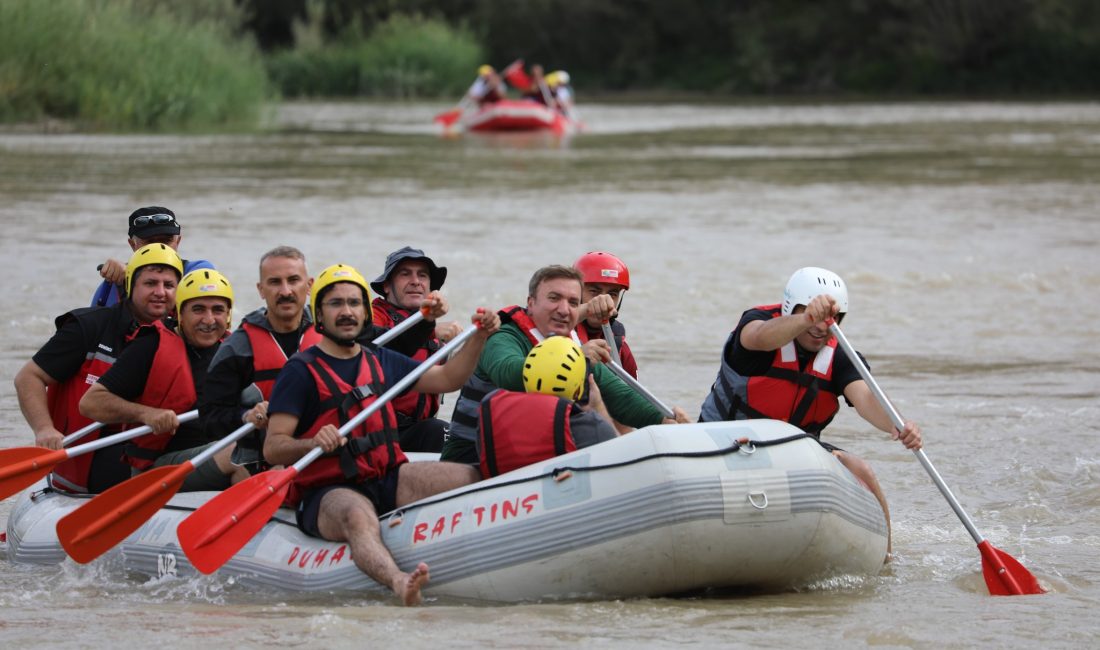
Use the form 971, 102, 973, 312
322, 298, 364, 310
132, 214, 177, 228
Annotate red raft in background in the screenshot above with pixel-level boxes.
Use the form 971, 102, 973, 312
461, 99, 575, 134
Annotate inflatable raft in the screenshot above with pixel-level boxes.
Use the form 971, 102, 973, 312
461, 99, 575, 134
4, 420, 887, 601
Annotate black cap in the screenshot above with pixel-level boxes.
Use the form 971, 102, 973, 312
370, 246, 447, 296
128, 206, 181, 238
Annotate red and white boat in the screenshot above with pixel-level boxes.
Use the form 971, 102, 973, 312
460, 99, 576, 134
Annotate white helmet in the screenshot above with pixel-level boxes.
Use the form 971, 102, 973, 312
782, 267, 848, 317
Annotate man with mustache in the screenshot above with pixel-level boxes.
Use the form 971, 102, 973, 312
263, 263, 500, 605
442, 264, 692, 465
200, 246, 441, 473
698, 267, 922, 553
14, 244, 184, 494
369, 246, 463, 452
91, 206, 213, 307
79, 269, 248, 490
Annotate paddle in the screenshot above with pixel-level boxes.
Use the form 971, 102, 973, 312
56, 421, 256, 564
600, 321, 623, 367
828, 321, 1044, 596
371, 306, 426, 347
0, 411, 198, 500
62, 421, 107, 447
604, 360, 674, 419
177, 323, 484, 574
434, 96, 472, 128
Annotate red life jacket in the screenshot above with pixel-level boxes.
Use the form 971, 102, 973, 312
46, 307, 141, 493
122, 321, 198, 470
478, 390, 576, 478
371, 298, 441, 421
498, 306, 542, 345
722, 303, 840, 434
285, 347, 406, 507
243, 321, 322, 400
576, 320, 638, 378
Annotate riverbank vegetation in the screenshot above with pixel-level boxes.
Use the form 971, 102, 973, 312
0, 0, 270, 130
2, 0, 1097, 131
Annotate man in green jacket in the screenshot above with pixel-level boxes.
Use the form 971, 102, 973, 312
442, 264, 690, 464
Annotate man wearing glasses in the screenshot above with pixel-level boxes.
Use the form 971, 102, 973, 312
697, 266, 921, 554
91, 206, 213, 307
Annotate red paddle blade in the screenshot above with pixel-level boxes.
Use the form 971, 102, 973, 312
0, 447, 68, 500
57, 463, 192, 564
434, 109, 462, 127
177, 467, 295, 575
978, 540, 1045, 595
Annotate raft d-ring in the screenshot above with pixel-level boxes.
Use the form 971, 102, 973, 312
747, 492, 768, 510
387, 512, 405, 528
553, 469, 574, 483
738, 441, 757, 455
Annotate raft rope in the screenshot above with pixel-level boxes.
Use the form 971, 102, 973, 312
34, 433, 821, 529
385, 432, 819, 520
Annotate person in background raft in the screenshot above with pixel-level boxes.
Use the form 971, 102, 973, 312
698, 267, 922, 553
80, 269, 248, 490
370, 246, 463, 453
442, 264, 691, 465
468, 64, 505, 106
477, 336, 618, 478
201, 246, 441, 475
545, 70, 574, 117
573, 251, 639, 379
263, 264, 500, 606
91, 206, 213, 307
14, 244, 183, 493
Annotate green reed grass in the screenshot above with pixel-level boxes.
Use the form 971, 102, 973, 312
0, 0, 271, 130
268, 14, 484, 98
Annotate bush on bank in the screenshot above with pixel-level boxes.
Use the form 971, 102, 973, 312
267, 13, 483, 98
0, 0, 271, 130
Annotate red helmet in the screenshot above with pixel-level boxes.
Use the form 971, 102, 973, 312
574, 251, 630, 290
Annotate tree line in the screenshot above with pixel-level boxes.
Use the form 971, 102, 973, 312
241, 0, 1100, 94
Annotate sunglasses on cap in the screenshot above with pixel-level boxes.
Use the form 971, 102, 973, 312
132, 213, 177, 228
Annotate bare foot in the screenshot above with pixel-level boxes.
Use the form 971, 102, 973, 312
395, 562, 430, 606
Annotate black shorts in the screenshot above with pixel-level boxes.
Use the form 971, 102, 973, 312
294, 470, 401, 539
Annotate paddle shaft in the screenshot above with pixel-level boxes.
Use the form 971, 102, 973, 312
63, 420, 257, 547
184, 421, 255, 468
601, 322, 623, 367
371, 308, 426, 347
62, 421, 106, 447
291, 325, 481, 473
63, 410, 199, 459
828, 323, 985, 544
605, 360, 674, 419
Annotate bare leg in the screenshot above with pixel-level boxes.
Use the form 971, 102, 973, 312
834, 450, 892, 558
316, 488, 429, 605
213, 444, 250, 485
395, 461, 480, 507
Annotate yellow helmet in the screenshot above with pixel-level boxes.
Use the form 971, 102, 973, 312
176, 269, 234, 323
523, 336, 586, 401
310, 263, 372, 323
546, 70, 570, 87
125, 243, 183, 295
478, 64, 494, 76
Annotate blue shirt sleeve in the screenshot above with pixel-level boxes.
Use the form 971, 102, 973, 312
91, 280, 121, 308
184, 259, 215, 273
267, 357, 316, 420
